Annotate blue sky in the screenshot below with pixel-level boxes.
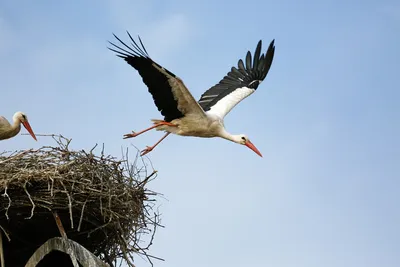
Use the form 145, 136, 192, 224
1, 0, 399, 266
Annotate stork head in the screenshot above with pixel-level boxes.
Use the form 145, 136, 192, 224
14, 111, 37, 141
235, 134, 262, 157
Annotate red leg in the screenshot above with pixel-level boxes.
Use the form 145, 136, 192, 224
123, 121, 176, 139
141, 132, 171, 156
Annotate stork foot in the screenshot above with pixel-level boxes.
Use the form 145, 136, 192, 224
123, 131, 139, 139
140, 146, 154, 156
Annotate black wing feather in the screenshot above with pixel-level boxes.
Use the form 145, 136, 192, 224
108, 32, 184, 122
253, 41, 262, 70
198, 39, 275, 112
245, 51, 252, 70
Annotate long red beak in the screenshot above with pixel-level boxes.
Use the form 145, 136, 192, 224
245, 140, 262, 157
22, 121, 37, 141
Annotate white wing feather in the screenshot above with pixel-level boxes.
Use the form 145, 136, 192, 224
205, 87, 255, 118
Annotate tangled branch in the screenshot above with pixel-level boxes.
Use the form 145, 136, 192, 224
0, 135, 162, 267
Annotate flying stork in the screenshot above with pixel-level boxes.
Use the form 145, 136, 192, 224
0, 112, 37, 141
109, 32, 275, 157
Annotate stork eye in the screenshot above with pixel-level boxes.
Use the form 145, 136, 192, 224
241, 136, 246, 141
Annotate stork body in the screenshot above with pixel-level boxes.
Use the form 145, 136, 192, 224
0, 112, 37, 141
109, 33, 275, 156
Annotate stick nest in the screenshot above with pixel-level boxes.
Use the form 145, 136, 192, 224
0, 135, 161, 267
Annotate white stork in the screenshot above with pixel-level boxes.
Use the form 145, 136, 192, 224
0, 112, 37, 141
109, 32, 275, 157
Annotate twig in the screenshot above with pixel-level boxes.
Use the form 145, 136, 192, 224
60, 180, 74, 229
23, 182, 36, 219
0, 231, 4, 267
138, 170, 158, 187
53, 211, 67, 239
0, 149, 31, 164
1, 187, 11, 220
0, 226, 10, 242
78, 199, 88, 232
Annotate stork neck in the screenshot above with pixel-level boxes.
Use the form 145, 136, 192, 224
219, 129, 239, 143
12, 117, 22, 128
12, 120, 22, 134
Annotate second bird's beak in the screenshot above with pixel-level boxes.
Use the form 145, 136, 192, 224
245, 140, 262, 157
22, 121, 37, 141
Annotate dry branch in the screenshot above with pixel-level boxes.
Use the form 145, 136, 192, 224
0, 135, 162, 267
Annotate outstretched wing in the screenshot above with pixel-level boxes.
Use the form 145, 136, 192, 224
198, 39, 275, 118
108, 32, 205, 122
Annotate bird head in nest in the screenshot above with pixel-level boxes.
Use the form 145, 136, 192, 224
14, 111, 37, 141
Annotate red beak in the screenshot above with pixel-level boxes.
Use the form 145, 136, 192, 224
245, 140, 262, 157
22, 121, 37, 141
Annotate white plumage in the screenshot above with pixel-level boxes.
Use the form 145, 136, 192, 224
206, 86, 255, 119
109, 33, 275, 156
0, 112, 37, 141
